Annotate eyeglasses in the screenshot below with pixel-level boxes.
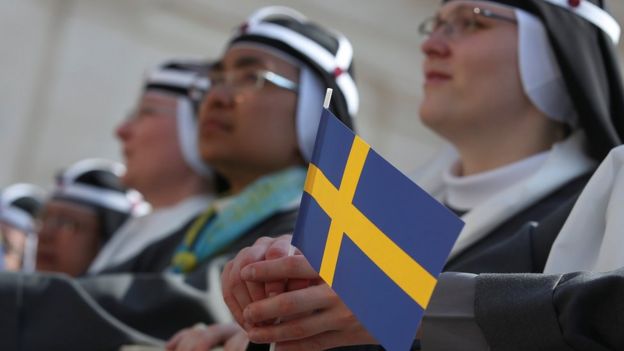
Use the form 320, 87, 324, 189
125, 105, 178, 122
36, 215, 83, 235
418, 6, 517, 40
190, 69, 299, 102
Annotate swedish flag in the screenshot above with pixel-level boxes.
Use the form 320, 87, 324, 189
292, 109, 464, 351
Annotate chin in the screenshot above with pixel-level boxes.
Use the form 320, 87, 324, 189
198, 143, 226, 164
419, 106, 442, 129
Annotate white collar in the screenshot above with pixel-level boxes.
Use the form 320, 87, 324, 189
412, 132, 596, 261
443, 151, 549, 211
87, 194, 214, 274
449, 132, 595, 259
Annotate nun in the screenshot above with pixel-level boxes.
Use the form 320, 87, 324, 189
87, 60, 216, 275
413, 0, 623, 273
36, 158, 143, 277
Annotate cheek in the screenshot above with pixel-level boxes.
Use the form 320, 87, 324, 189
62, 234, 99, 271
246, 100, 298, 152
141, 120, 179, 149
55, 233, 81, 257
137, 127, 184, 166
464, 33, 519, 87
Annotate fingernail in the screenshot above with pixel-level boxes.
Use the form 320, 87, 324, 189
243, 307, 252, 321
268, 292, 277, 298
241, 266, 255, 280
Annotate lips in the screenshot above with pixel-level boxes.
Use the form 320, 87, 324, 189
424, 70, 452, 84
200, 118, 232, 135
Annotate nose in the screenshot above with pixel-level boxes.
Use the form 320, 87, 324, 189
115, 117, 132, 141
202, 84, 236, 114
420, 30, 451, 58
36, 223, 54, 246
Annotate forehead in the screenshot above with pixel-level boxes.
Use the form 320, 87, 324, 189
214, 45, 299, 74
440, 0, 515, 16
140, 90, 179, 106
43, 199, 98, 218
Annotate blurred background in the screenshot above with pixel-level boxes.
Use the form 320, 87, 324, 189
2, 0, 624, 188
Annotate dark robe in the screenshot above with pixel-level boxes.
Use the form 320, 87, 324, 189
0, 209, 298, 351
99, 216, 197, 274
444, 173, 591, 273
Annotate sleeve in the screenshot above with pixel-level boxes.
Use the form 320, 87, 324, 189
475, 268, 624, 351
420, 272, 489, 351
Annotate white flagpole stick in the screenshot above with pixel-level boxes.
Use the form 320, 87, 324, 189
268, 244, 297, 351
269, 89, 333, 351
323, 88, 333, 109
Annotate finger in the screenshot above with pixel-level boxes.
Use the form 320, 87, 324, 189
184, 324, 241, 351
264, 279, 288, 298
264, 234, 294, 260
227, 243, 272, 323
286, 278, 310, 291
250, 303, 367, 345
223, 330, 250, 351
244, 284, 336, 324
247, 308, 340, 343
221, 261, 245, 326
246, 279, 267, 302
165, 328, 188, 349
173, 329, 206, 351
263, 277, 310, 303
246, 286, 361, 344
241, 255, 318, 282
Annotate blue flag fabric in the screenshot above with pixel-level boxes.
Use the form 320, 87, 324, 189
292, 108, 464, 351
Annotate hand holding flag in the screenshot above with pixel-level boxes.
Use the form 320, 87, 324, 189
288, 106, 463, 350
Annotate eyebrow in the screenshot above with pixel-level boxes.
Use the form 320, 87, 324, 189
211, 56, 267, 72
233, 56, 267, 69
438, 4, 471, 17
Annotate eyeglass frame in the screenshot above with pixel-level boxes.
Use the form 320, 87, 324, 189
418, 6, 517, 40
35, 214, 85, 235
189, 69, 299, 104
125, 105, 179, 122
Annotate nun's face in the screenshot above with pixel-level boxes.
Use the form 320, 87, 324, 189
35, 200, 101, 277
116, 91, 193, 193
198, 46, 301, 193
419, 1, 529, 144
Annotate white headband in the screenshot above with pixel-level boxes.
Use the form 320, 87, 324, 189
542, 0, 620, 44
145, 66, 214, 178
0, 206, 35, 233
241, 7, 359, 116
517, 9, 578, 126
53, 183, 137, 214
176, 97, 213, 177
